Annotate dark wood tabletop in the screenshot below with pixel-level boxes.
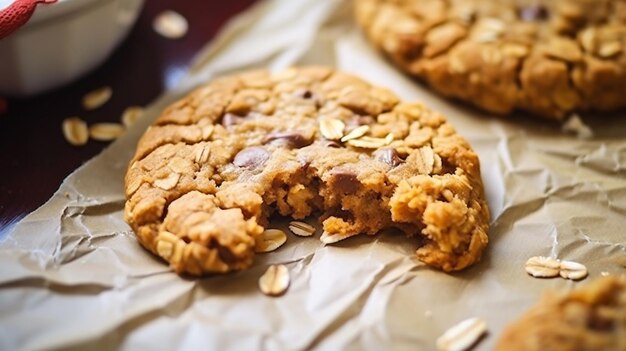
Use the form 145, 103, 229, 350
0, 0, 258, 232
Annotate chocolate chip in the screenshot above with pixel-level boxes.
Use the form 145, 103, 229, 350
519, 4, 549, 21
233, 147, 269, 169
329, 168, 359, 194
588, 313, 615, 331
263, 132, 312, 149
215, 242, 237, 264
221, 113, 245, 127
374, 148, 403, 167
293, 88, 313, 99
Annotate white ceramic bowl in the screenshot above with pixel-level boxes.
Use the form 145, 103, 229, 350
0, 0, 144, 96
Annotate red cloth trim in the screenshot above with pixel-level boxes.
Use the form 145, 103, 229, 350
0, 0, 57, 39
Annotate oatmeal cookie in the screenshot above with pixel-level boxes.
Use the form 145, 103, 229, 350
123, 66, 489, 275
355, 0, 626, 119
497, 276, 626, 351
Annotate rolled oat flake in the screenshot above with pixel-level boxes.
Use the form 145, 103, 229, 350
258, 264, 290, 296
153, 10, 188, 39
436, 317, 487, 351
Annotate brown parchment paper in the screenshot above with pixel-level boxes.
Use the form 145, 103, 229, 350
1, 0, 626, 350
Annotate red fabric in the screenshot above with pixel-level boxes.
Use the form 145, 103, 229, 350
0, 0, 57, 39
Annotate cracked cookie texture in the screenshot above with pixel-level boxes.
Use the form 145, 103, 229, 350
497, 276, 626, 351
124, 66, 489, 275
355, 0, 626, 119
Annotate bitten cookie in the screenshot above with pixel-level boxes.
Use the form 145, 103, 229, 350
124, 66, 490, 275
355, 0, 626, 119
497, 276, 626, 351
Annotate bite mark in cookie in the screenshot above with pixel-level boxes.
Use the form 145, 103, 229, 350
124, 66, 490, 275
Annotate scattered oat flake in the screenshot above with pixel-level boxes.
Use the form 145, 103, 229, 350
121, 106, 145, 127
525, 256, 560, 278
62, 117, 88, 146
436, 317, 487, 351
288, 221, 316, 237
259, 264, 290, 296
559, 260, 588, 280
562, 114, 593, 139
320, 231, 358, 244
255, 229, 287, 253
89, 123, 125, 141
82, 86, 112, 110
153, 10, 188, 39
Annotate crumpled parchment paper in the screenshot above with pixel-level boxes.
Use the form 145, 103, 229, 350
1, 0, 625, 350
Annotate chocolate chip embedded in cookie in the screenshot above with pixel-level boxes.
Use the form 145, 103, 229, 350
123, 66, 490, 275
496, 276, 626, 351
355, 0, 626, 119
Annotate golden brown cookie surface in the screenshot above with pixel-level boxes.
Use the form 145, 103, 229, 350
497, 276, 626, 351
355, 0, 626, 119
124, 66, 489, 275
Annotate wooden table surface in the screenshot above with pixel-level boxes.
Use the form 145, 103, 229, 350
0, 0, 258, 233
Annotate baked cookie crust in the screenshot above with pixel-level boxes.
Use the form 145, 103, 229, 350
124, 66, 489, 275
355, 0, 626, 119
497, 276, 626, 351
